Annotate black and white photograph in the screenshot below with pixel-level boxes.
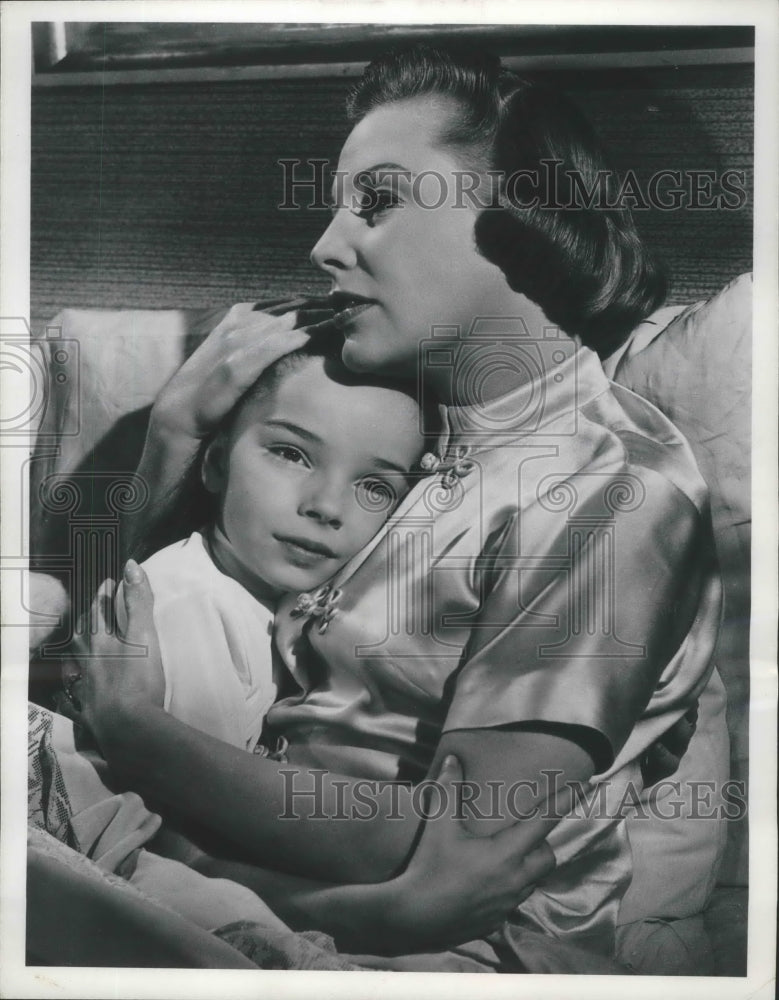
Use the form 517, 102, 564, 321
1, 2, 776, 997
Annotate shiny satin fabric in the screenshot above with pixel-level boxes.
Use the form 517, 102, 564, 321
268, 345, 725, 961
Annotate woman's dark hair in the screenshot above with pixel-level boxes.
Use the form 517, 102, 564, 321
347, 45, 667, 358
131, 326, 440, 562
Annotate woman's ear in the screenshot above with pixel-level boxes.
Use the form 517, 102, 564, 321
201, 435, 228, 495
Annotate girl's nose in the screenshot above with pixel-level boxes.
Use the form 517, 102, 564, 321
310, 210, 358, 274
298, 478, 344, 529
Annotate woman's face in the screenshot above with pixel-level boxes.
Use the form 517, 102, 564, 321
310, 97, 516, 379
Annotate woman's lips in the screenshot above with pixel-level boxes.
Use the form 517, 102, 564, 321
328, 291, 377, 329
332, 301, 376, 329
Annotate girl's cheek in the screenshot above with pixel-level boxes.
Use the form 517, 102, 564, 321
255, 452, 283, 481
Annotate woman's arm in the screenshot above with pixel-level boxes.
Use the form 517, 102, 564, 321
153, 755, 556, 954
91, 695, 584, 886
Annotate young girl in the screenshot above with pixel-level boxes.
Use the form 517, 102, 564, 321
117, 332, 437, 751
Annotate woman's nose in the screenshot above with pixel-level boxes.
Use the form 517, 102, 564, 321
310, 210, 358, 274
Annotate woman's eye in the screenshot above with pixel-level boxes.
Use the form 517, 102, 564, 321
355, 478, 398, 514
269, 445, 308, 466
354, 188, 399, 224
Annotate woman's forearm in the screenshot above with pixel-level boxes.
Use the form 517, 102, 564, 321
149, 793, 538, 956
148, 823, 409, 949
103, 704, 421, 884
193, 855, 424, 955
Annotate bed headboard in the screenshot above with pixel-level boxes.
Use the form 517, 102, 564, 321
32, 63, 752, 333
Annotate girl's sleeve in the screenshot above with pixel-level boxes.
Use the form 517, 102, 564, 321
441, 467, 720, 773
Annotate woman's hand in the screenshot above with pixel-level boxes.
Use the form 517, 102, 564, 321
68, 561, 164, 756
150, 305, 313, 442
386, 754, 556, 949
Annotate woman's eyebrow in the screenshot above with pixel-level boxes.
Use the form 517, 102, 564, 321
263, 419, 322, 444
331, 162, 415, 202
361, 162, 414, 179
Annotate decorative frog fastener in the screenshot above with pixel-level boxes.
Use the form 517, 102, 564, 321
291, 583, 342, 634
438, 444, 475, 490
419, 444, 474, 489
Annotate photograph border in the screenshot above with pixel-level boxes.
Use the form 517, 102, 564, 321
2, 1, 777, 998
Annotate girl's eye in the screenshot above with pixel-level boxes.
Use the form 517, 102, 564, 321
269, 445, 308, 466
354, 188, 399, 225
355, 477, 398, 514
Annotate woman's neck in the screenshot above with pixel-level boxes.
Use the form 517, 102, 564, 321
424, 294, 577, 408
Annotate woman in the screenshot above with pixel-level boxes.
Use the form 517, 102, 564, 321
69, 45, 725, 972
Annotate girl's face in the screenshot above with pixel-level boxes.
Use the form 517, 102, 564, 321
203, 357, 425, 597
311, 97, 519, 380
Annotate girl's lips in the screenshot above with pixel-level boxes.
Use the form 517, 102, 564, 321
275, 535, 337, 568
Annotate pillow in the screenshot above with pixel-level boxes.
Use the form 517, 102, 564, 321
611, 274, 751, 582
30, 298, 308, 517
611, 273, 752, 888
31, 306, 231, 525
29, 300, 302, 653
29, 306, 234, 656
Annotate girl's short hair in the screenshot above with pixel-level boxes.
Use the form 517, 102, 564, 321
347, 45, 667, 358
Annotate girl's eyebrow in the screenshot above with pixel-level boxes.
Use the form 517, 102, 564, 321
264, 419, 321, 444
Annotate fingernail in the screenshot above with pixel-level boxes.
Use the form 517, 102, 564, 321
124, 559, 142, 584
442, 754, 456, 768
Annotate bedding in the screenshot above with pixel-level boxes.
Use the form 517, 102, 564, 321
608, 273, 751, 890
27, 702, 359, 970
